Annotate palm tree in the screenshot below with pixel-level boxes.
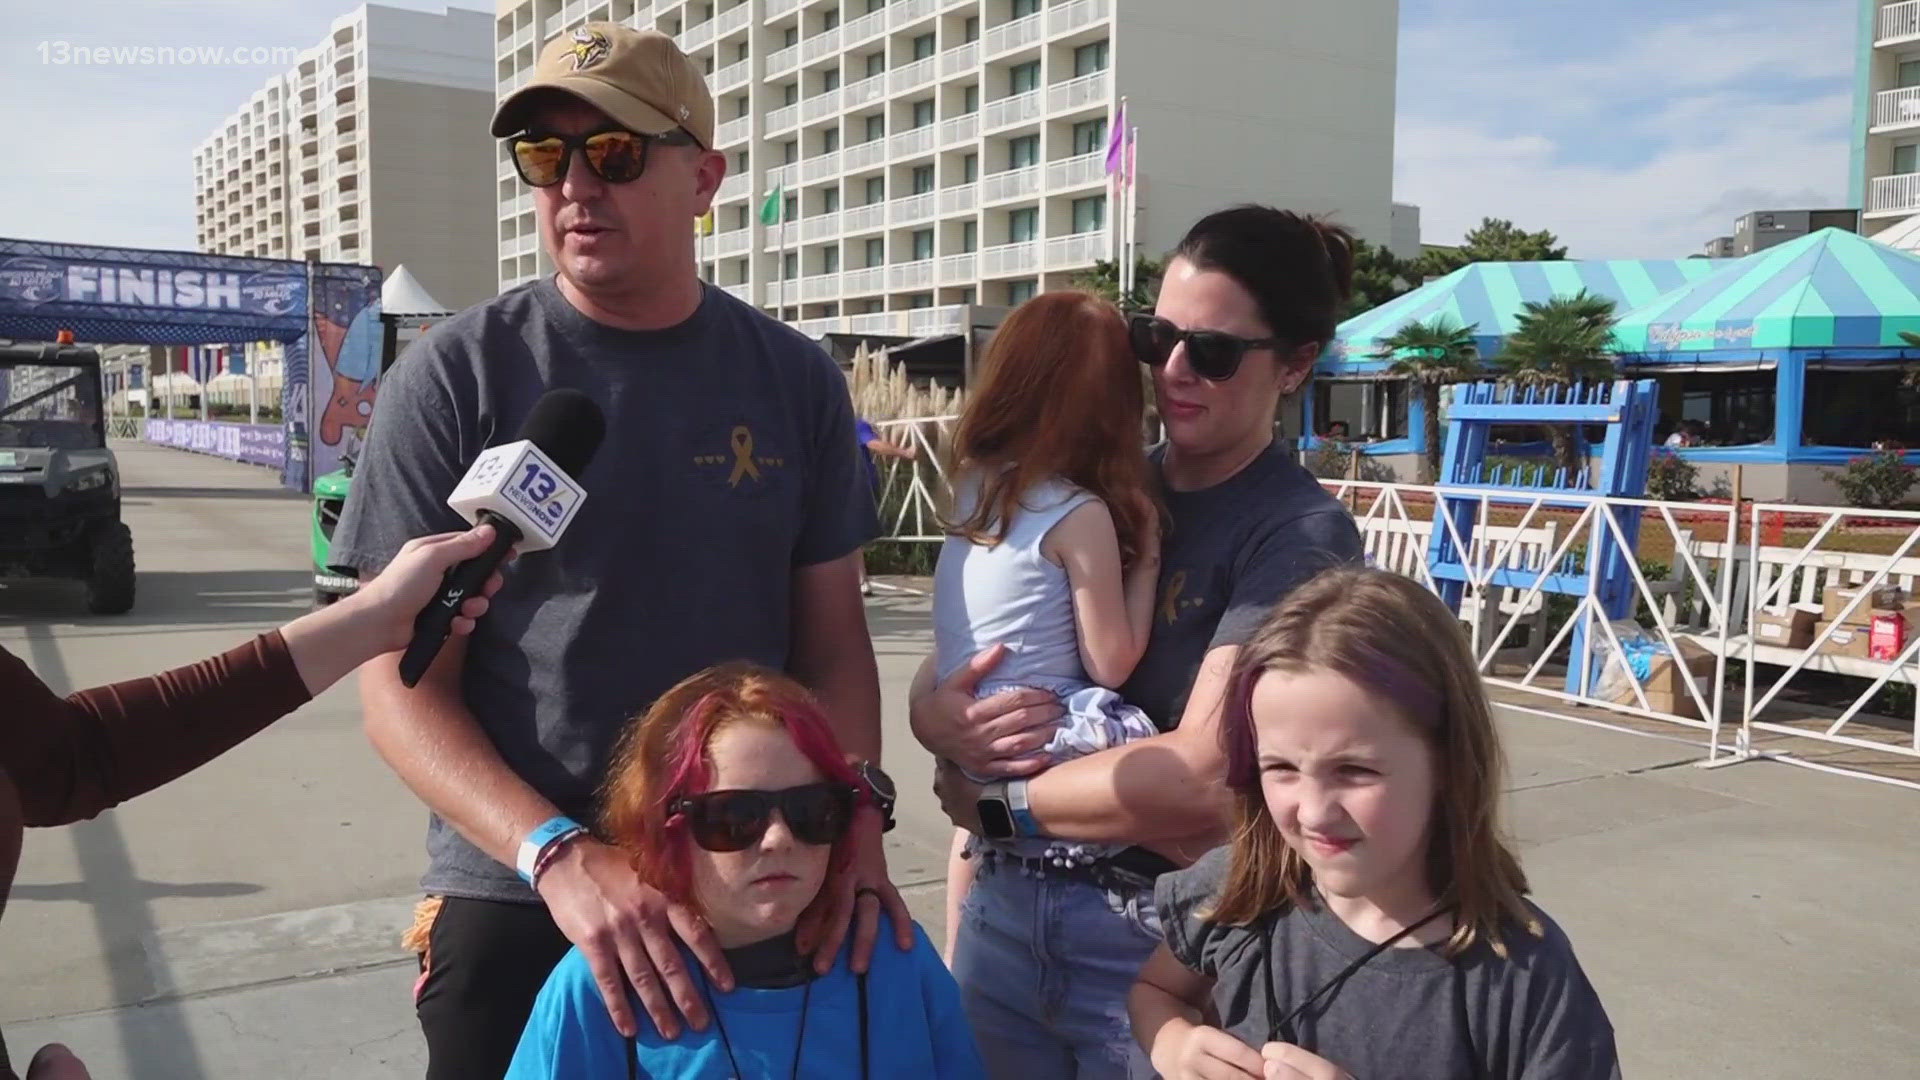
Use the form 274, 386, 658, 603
1373, 316, 1481, 483
1496, 290, 1621, 476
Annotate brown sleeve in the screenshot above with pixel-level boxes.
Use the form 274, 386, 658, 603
0, 633, 313, 828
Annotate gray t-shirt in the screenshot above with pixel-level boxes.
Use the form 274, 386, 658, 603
328, 279, 878, 902
1156, 847, 1621, 1080
1121, 443, 1362, 729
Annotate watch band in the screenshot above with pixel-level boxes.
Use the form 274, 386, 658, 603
516, 815, 585, 886
1005, 779, 1039, 838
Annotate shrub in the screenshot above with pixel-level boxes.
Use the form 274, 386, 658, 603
1305, 442, 1394, 482
1824, 450, 1919, 509
1645, 449, 1698, 502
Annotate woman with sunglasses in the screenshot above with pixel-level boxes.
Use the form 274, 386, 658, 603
506, 663, 984, 1079
914, 205, 1366, 1077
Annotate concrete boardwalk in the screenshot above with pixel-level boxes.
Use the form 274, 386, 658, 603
2, 442, 1915, 1077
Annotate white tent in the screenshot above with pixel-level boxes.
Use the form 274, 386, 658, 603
1870, 215, 1920, 254
381, 263, 454, 317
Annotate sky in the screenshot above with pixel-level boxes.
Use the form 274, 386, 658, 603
0, 0, 1860, 260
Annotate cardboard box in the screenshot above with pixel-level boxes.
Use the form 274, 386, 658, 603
1822, 622, 1873, 660
1821, 584, 1906, 626
1871, 611, 1918, 662
1611, 638, 1716, 719
1753, 605, 1818, 649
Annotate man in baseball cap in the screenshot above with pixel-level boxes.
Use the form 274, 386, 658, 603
333, 19, 903, 1080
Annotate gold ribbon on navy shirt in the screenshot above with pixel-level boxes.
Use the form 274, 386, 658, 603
728, 425, 762, 487
1160, 569, 1189, 625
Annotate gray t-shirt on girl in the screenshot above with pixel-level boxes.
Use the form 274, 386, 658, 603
1155, 847, 1621, 1080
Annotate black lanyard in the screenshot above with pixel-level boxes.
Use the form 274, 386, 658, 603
626, 972, 869, 1079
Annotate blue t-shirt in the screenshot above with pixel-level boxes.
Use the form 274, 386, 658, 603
855, 416, 879, 489
506, 918, 985, 1079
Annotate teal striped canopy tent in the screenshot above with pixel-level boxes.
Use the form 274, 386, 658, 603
1321, 258, 1729, 376
1613, 228, 1920, 363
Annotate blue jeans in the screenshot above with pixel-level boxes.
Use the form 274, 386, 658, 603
951, 851, 1162, 1079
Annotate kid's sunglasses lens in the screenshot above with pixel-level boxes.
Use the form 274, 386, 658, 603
680, 785, 855, 852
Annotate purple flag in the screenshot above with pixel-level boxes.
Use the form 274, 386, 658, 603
1104, 101, 1127, 177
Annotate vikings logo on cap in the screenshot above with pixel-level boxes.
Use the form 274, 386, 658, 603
565, 27, 610, 71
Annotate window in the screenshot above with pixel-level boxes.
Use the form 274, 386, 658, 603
963, 15, 979, 42
1008, 207, 1037, 242
865, 114, 886, 141
784, 193, 799, 220
1008, 278, 1037, 304
783, 251, 798, 279
1009, 61, 1040, 95
823, 246, 840, 273
824, 187, 841, 212
913, 98, 936, 127
737, 42, 751, 62
911, 293, 934, 309
1073, 40, 1109, 76
823, 69, 841, 91
1072, 195, 1106, 233
1012, 0, 1039, 18
963, 153, 978, 182
1009, 135, 1039, 168
784, 82, 800, 105
735, 205, 749, 229
1072, 118, 1107, 156
823, 7, 840, 30
1804, 369, 1920, 448
1312, 380, 1409, 441
783, 139, 798, 163
964, 84, 979, 113
961, 219, 977, 252
912, 228, 934, 260
867, 51, 887, 77
735, 150, 749, 172
822, 127, 840, 153
735, 96, 752, 118
866, 0, 884, 12
961, 286, 977, 304
865, 176, 886, 203
913, 33, 936, 60
1647, 370, 1776, 446
865, 237, 885, 265
1897, 144, 1920, 175
784, 26, 799, 47
911, 164, 935, 193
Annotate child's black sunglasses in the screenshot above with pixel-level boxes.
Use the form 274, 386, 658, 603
506, 126, 699, 187
667, 782, 858, 852
1127, 312, 1284, 383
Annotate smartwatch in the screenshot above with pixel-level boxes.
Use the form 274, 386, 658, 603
976, 780, 1035, 841
853, 760, 898, 832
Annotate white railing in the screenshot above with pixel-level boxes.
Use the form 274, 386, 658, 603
939, 251, 976, 283
843, 203, 886, 232
890, 258, 934, 290
716, 2, 752, 38
795, 315, 840, 336
910, 304, 966, 335
801, 88, 843, 124
890, 125, 936, 158
512, 193, 533, 217
940, 113, 978, 145
842, 265, 887, 294
802, 272, 841, 301
844, 138, 888, 172
716, 115, 752, 148
722, 282, 753, 303
979, 239, 1039, 276
767, 161, 798, 189
764, 0, 798, 20
801, 151, 841, 182
800, 210, 841, 240
892, 0, 939, 29
982, 90, 1042, 131
844, 73, 888, 109
766, 103, 799, 132
939, 182, 977, 215
682, 15, 715, 50
801, 26, 842, 64
1046, 150, 1105, 189
764, 279, 795, 307
715, 229, 751, 256
1048, 69, 1109, 115
984, 11, 1044, 55
1045, 230, 1106, 269
767, 42, 800, 77
1882, 0, 1920, 43
1048, 0, 1111, 35
843, 8, 888, 45
1870, 172, 1920, 215
891, 56, 937, 93
892, 191, 937, 223
717, 172, 750, 201
515, 233, 539, 257
760, 221, 799, 249
1875, 86, 1920, 129
715, 58, 751, 91
942, 41, 979, 76
981, 165, 1040, 202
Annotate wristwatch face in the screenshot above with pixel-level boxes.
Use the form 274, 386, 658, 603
859, 761, 896, 803
977, 797, 1015, 840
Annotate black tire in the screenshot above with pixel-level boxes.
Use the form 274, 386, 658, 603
85, 520, 136, 615
313, 586, 340, 609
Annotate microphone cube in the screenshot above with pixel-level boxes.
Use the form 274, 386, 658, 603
445, 440, 587, 551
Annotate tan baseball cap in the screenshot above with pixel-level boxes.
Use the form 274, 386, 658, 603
490, 22, 714, 149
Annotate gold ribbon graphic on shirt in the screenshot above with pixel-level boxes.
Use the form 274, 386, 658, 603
728, 425, 762, 487
1160, 570, 1188, 625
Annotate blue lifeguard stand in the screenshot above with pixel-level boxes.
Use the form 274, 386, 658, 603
1426, 379, 1662, 693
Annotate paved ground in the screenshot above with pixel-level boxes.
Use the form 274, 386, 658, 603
3, 442, 1917, 1078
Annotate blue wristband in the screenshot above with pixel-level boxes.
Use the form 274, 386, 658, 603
517, 816, 584, 885
1006, 780, 1041, 838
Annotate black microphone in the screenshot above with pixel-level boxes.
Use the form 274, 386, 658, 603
398, 388, 606, 688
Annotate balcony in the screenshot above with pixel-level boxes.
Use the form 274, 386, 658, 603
717, 115, 752, 148
715, 58, 751, 92
892, 0, 939, 30
801, 88, 843, 124
1049, 0, 1111, 36
891, 259, 935, 290
723, 282, 754, 303
767, 42, 800, 77
512, 193, 534, 217
939, 183, 978, 216
768, 162, 799, 189
844, 138, 889, 172
717, 171, 751, 201
716, 3, 752, 38
942, 41, 979, 77
765, 279, 796, 308
844, 203, 887, 233
766, 103, 799, 133
892, 56, 937, 93
843, 266, 887, 294
890, 125, 937, 158
983, 90, 1042, 131
801, 151, 841, 182
801, 210, 842, 241
982, 165, 1040, 203
848, 311, 902, 335
1881, 0, 1920, 45
1869, 172, 1920, 216
940, 113, 978, 145
979, 240, 1040, 277
1874, 86, 1920, 131
1048, 70, 1109, 115
843, 8, 888, 46
802, 273, 842, 301
762, 221, 800, 249
893, 191, 937, 223
939, 252, 977, 284
844, 72, 888, 110
764, 0, 798, 20
985, 11, 1044, 56
801, 26, 842, 65
1046, 150, 1105, 190
1045, 230, 1107, 270
795, 315, 840, 335
715, 229, 752, 256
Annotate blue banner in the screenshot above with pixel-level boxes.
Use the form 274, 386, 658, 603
0, 239, 309, 344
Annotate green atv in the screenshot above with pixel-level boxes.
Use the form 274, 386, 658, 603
0, 342, 136, 614
310, 455, 359, 607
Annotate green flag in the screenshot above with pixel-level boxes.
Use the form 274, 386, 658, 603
759, 186, 783, 226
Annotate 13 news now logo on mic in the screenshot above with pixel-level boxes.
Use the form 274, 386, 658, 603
446, 441, 587, 550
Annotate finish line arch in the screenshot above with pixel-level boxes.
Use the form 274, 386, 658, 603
0, 237, 385, 492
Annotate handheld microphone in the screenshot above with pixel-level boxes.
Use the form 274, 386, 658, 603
397, 388, 606, 688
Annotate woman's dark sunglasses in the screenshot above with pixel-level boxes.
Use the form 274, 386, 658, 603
668, 782, 857, 853
506, 126, 698, 187
1127, 312, 1283, 383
